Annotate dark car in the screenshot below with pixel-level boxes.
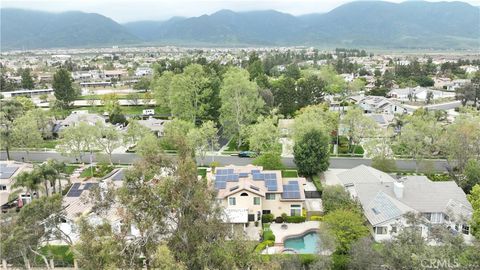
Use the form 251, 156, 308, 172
238, 151, 257, 158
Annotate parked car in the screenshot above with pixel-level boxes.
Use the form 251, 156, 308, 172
238, 151, 257, 158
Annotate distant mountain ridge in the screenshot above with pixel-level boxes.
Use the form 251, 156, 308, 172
0, 8, 139, 49
1, 1, 479, 50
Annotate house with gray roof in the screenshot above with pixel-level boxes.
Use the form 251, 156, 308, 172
135, 117, 170, 137
337, 165, 474, 242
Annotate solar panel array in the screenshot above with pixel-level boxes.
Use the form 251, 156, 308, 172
0, 164, 19, 179
66, 182, 98, 197
214, 168, 279, 191
111, 169, 125, 181
282, 180, 301, 199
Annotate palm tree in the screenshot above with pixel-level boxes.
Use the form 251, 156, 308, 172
36, 162, 60, 197
13, 170, 43, 199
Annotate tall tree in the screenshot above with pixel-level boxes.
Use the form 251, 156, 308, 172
219, 67, 264, 148
93, 123, 122, 165
293, 104, 338, 143
53, 68, 78, 109
0, 99, 25, 160
293, 129, 330, 177
322, 209, 369, 253
341, 106, 378, 153
187, 120, 218, 165
468, 184, 480, 239
20, 68, 35, 89
270, 76, 297, 116
12, 113, 43, 161
58, 122, 97, 162
247, 115, 281, 154
152, 71, 174, 109
296, 75, 326, 108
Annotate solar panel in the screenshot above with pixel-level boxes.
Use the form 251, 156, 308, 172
226, 174, 239, 182
66, 182, 98, 197
288, 180, 298, 185
216, 169, 227, 175
230, 185, 239, 192
252, 173, 264, 181
251, 169, 260, 174
239, 172, 249, 178
282, 191, 301, 199
215, 181, 226, 189
266, 179, 278, 191
216, 175, 227, 181
0, 166, 19, 179
227, 169, 234, 174
112, 169, 125, 181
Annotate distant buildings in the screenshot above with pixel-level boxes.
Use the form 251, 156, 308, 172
388, 87, 455, 101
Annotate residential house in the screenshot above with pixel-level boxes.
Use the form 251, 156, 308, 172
208, 165, 308, 228
135, 117, 170, 137
388, 87, 455, 101
337, 165, 474, 242
0, 161, 35, 211
52, 110, 106, 136
351, 96, 406, 115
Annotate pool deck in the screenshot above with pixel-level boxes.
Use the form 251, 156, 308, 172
270, 221, 320, 244
262, 221, 321, 254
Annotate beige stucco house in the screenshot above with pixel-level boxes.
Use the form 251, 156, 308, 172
207, 165, 307, 226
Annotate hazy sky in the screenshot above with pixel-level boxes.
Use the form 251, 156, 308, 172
2, 0, 479, 23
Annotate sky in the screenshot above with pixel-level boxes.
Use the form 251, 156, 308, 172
2, 0, 480, 23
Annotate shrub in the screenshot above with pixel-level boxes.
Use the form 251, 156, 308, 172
263, 224, 275, 241
262, 214, 274, 223
252, 152, 284, 170
275, 216, 284, 223
285, 216, 306, 223
254, 240, 274, 252
310, 215, 323, 221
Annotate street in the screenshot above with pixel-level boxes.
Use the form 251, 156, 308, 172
0, 150, 449, 171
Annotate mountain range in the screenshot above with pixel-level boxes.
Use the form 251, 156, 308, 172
1, 1, 479, 50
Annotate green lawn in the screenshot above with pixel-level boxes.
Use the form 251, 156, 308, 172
80, 165, 114, 178
37, 139, 60, 149
64, 165, 80, 175
282, 170, 298, 178
198, 167, 207, 177
35, 245, 74, 267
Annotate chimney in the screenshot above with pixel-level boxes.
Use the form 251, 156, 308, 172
393, 181, 404, 199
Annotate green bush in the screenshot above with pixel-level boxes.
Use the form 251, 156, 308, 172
275, 216, 284, 223
285, 216, 306, 223
310, 215, 323, 221
262, 214, 274, 223
282, 170, 299, 178
312, 175, 323, 195
427, 173, 451, 182
350, 145, 364, 155
332, 253, 350, 270
263, 224, 275, 241
254, 240, 274, 252
252, 152, 284, 170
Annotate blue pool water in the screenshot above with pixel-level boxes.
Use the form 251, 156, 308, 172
284, 232, 319, 254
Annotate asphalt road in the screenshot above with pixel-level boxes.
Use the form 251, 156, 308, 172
0, 151, 449, 172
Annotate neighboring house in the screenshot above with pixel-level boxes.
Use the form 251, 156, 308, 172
58, 170, 139, 244
337, 165, 474, 242
388, 87, 455, 101
135, 117, 170, 137
208, 165, 308, 229
351, 96, 407, 115
1, 88, 54, 98
53, 110, 106, 136
135, 67, 153, 77
0, 161, 35, 211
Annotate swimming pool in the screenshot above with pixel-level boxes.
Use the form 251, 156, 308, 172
283, 231, 319, 254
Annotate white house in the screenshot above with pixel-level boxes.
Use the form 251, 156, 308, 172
388, 87, 455, 101
337, 165, 473, 242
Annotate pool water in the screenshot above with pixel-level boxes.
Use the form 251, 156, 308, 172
284, 232, 319, 254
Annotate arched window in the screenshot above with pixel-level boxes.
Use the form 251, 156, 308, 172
240, 192, 249, 196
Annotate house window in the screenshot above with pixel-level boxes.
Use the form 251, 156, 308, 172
229, 197, 236, 206
290, 204, 302, 216
240, 193, 249, 196
430, 213, 443, 223
266, 193, 276, 200
262, 210, 271, 215
375, 227, 388, 235
462, 225, 469, 235
0, 185, 6, 191
248, 214, 255, 222
391, 226, 397, 233
253, 197, 260, 205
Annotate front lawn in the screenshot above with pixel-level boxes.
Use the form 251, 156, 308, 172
282, 170, 298, 178
63, 165, 80, 175
80, 165, 114, 178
